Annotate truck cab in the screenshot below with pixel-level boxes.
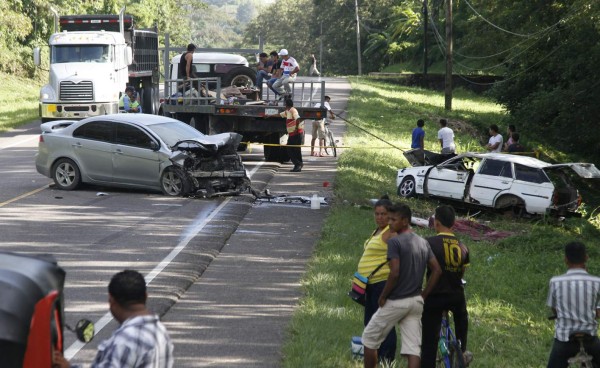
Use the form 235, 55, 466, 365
37, 30, 130, 121
35, 10, 160, 122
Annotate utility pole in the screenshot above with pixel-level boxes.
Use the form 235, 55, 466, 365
445, 0, 453, 110
423, 0, 428, 75
355, 0, 362, 75
320, 21, 323, 74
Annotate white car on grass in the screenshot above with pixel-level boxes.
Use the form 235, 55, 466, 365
396, 151, 600, 216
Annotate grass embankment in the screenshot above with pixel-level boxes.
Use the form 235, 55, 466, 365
282, 77, 600, 367
0, 72, 42, 132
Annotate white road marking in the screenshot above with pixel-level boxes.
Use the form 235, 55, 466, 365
0, 136, 38, 150
65, 161, 264, 360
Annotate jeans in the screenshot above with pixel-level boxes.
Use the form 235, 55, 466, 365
421, 292, 469, 368
272, 74, 296, 95
547, 336, 600, 368
286, 132, 304, 168
266, 77, 280, 96
364, 281, 397, 363
256, 70, 269, 89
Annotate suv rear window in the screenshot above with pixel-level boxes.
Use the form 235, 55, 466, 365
514, 163, 550, 183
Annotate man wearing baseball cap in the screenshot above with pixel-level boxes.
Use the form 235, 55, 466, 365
272, 49, 299, 97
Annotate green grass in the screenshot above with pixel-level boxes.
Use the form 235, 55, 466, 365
0, 72, 42, 131
282, 77, 600, 367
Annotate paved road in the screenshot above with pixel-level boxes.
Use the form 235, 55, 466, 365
0, 76, 350, 367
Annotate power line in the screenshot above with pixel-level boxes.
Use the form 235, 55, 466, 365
462, 0, 573, 39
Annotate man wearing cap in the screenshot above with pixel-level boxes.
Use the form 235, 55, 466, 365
272, 49, 299, 97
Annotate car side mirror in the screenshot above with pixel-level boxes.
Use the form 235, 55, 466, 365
150, 141, 159, 150
75, 319, 95, 343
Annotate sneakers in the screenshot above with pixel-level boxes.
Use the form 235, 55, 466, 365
463, 350, 473, 366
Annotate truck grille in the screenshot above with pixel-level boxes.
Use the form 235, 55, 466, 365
60, 81, 94, 101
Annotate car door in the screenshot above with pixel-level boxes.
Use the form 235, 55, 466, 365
426, 157, 470, 200
469, 158, 514, 207
71, 121, 115, 183
512, 163, 554, 214
112, 123, 162, 188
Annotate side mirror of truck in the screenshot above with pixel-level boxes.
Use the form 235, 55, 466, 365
33, 47, 41, 67
126, 46, 133, 66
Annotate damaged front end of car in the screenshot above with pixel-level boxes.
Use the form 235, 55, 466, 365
169, 133, 251, 197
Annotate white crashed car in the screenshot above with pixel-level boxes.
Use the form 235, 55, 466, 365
396, 151, 600, 216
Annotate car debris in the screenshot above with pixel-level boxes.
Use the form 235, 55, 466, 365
168, 133, 251, 197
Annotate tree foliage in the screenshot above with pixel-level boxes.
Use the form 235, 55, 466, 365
0, 0, 204, 78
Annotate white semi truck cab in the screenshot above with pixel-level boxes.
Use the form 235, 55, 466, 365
35, 9, 159, 122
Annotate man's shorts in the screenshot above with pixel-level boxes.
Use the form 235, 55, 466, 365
312, 119, 326, 140
362, 295, 424, 357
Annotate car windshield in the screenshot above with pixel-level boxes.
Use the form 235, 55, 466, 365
51, 45, 111, 63
146, 121, 205, 147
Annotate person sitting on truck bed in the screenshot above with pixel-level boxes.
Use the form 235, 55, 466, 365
119, 86, 141, 113
256, 52, 273, 96
266, 51, 282, 99
272, 49, 299, 98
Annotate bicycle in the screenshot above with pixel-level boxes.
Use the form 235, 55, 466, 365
548, 316, 594, 367
437, 311, 466, 368
323, 120, 337, 157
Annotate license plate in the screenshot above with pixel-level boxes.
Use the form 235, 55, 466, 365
265, 108, 278, 116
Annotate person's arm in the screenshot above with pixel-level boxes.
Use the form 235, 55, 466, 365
185, 54, 193, 79
419, 132, 425, 150
378, 257, 399, 307
422, 255, 442, 300
123, 95, 131, 112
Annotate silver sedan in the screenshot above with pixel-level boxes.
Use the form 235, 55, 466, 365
36, 114, 250, 196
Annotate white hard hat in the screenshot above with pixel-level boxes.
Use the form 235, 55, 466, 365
278, 49, 289, 56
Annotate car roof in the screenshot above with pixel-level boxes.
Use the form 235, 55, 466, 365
453, 152, 551, 169
84, 114, 182, 127
171, 52, 249, 66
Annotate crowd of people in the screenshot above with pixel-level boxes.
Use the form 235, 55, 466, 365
354, 199, 600, 367
409, 118, 528, 159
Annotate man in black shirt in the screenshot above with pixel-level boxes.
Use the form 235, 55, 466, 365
178, 43, 196, 80
421, 205, 471, 368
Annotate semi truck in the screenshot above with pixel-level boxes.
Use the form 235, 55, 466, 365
160, 38, 328, 162
34, 8, 160, 122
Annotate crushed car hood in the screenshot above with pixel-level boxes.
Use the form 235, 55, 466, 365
171, 132, 242, 153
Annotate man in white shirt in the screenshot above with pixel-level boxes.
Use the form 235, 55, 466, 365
437, 119, 456, 154
485, 124, 503, 153
272, 49, 299, 97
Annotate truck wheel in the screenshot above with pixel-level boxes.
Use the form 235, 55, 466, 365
223, 67, 256, 88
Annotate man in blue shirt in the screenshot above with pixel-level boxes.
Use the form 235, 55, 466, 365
411, 119, 425, 150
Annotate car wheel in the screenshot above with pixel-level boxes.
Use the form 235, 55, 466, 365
160, 167, 192, 196
52, 158, 81, 190
397, 176, 416, 198
223, 66, 256, 88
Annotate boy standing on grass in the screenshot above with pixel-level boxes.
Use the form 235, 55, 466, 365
421, 205, 472, 368
361, 203, 441, 368
546, 242, 600, 368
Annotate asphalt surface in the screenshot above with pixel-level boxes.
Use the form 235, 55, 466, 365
159, 77, 351, 367
0, 76, 351, 366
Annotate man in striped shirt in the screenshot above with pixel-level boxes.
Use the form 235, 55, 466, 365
54, 270, 174, 368
547, 241, 600, 368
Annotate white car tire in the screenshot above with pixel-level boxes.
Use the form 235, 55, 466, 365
398, 176, 416, 198
52, 158, 81, 191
